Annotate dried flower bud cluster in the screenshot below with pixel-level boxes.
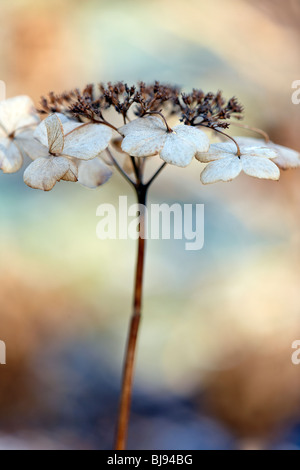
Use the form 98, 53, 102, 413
40, 82, 243, 129
0, 82, 298, 191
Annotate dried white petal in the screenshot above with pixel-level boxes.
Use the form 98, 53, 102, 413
24, 156, 70, 191
63, 123, 112, 160
121, 133, 166, 157
0, 96, 39, 136
196, 142, 239, 163
34, 113, 70, 147
34, 114, 112, 161
120, 116, 210, 166
45, 114, 64, 154
161, 125, 210, 167
242, 146, 278, 159
0, 139, 23, 173
77, 158, 113, 188
62, 159, 78, 182
16, 130, 49, 160
274, 145, 300, 170
197, 141, 278, 164
120, 116, 168, 157
241, 156, 280, 180
174, 125, 210, 153
120, 115, 166, 135
161, 133, 195, 167
201, 157, 242, 184
237, 137, 300, 170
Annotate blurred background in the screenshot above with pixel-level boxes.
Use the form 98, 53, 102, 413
0, 0, 300, 450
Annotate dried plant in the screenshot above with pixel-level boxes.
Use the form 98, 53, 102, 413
0, 82, 299, 449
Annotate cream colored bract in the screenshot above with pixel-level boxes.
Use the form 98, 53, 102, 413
120, 116, 210, 167
236, 137, 300, 170
197, 142, 280, 184
24, 113, 113, 191
0, 96, 40, 173
77, 158, 113, 189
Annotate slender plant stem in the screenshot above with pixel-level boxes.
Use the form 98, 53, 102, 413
106, 147, 135, 187
146, 162, 167, 187
131, 157, 140, 184
115, 184, 148, 450
229, 121, 270, 142
199, 125, 242, 157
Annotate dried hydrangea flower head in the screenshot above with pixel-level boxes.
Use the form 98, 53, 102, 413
38, 82, 279, 186
24, 113, 112, 191
0, 82, 299, 451
0, 96, 40, 173
197, 142, 280, 184
32, 81, 300, 189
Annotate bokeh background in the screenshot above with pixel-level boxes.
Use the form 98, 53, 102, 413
0, 0, 300, 450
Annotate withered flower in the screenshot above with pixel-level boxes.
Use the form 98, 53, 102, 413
236, 137, 300, 170
120, 116, 210, 167
197, 142, 280, 184
1, 82, 298, 451
0, 96, 40, 173
24, 114, 112, 191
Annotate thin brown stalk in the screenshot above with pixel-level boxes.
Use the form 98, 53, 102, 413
229, 121, 270, 143
115, 185, 148, 450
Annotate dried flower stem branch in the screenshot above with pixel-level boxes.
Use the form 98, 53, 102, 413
144, 111, 173, 133
130, 157, 141, 183
199, 125, 242, 157
106, 147, 135, 187
115, 182, 148, 450
146, 162, 167, 187
114, 155, 167, 450
229, 121, 270, 143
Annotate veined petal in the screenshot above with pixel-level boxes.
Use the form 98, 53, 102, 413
0, 140, 23, 173
241, 156, 280, 180
173, 125, 210, 153
15, 130, 49, 160
0, 96, 39, 136
207, 142, 239, 154
63, 123, 112, 160
61, 120, 82, 134
34, 120, 48, 147
196, 142, 238, 163
121, 132, 166, 157
161, 133, 195, 167
236, 137, 300, 170
62, 158, 78, 182
242, 147, 278, 159
45, 114, 64, 154
120, 116, 166, 135
200, 156, 242, 184
274, 145, 300, 170
120, 116, 169, 157
34, 113, 71, 147
24, 156, 70, 191
78, 158, 113, 188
